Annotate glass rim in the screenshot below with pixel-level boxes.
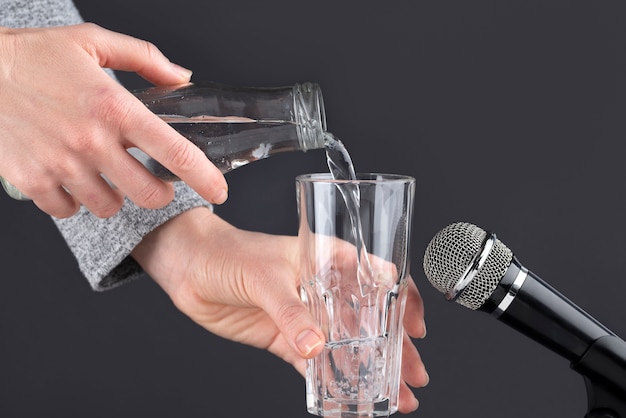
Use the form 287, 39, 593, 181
296, 172, 415, 184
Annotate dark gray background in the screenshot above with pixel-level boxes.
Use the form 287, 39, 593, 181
1, 1, 625, 417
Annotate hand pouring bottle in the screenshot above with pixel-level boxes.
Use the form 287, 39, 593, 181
0, 81, 327, 200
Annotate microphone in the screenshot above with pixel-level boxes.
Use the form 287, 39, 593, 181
422, 222, 626, 417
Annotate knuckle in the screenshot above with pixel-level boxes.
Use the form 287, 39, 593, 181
65, 23, 104, 48
140, 40, 161, 62
164, 140, 200, 172
233, 262, 275, 304
50, 200, 81, 219
91, 87, 136, 132
89, 196, 124, 219
170, 283, 203, 314
63, 129, 112, 162
54, 156, 84, 179
66, 134, 99, 157
132, 180, 171, 209
31, 188, 80, 219
205, 168, 227, 191
77, 22, 102, 33
15, 172, 56, 197
77, 22, 102, 36
275, 303, 304, 330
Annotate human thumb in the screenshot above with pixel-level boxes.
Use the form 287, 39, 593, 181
262, 287, 325, 359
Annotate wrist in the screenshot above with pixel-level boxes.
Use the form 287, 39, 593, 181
131, 207, 224, 296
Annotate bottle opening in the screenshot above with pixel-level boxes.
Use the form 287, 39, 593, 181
294, 83, 327, 151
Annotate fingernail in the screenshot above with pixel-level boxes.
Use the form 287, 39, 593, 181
171, 62, 193, 80
213, 187, 228, 205
296, 329, 323, 356
421, 320, 427, 338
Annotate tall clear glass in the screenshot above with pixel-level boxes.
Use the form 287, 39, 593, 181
296, 173, 416, 417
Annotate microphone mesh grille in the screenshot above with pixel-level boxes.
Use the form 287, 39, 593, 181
423, 222, 513, 310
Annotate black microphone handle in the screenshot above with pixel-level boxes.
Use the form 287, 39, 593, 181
479, 256, 626, 415
480, 256, 614, 362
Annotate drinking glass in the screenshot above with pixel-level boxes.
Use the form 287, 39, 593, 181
296, 173, 416, 417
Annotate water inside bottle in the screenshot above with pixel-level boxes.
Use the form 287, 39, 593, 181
138, 115, 304, 179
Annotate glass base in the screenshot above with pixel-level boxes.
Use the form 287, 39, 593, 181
307, 396, 395, 417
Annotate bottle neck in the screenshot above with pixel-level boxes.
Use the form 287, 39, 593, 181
293, 83, 327, 151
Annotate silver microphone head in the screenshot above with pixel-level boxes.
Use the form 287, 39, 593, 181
423, 222, 513, 310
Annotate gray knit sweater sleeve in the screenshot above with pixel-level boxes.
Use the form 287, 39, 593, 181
55, 183, 212, 291
1, 0, 213, 291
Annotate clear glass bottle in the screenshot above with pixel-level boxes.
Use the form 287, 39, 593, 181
1, 81, 327, 200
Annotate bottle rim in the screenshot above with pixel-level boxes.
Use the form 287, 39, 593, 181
294, 83, 327, 151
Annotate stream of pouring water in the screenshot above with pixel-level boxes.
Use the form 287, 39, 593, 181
323, 132, 376, 295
